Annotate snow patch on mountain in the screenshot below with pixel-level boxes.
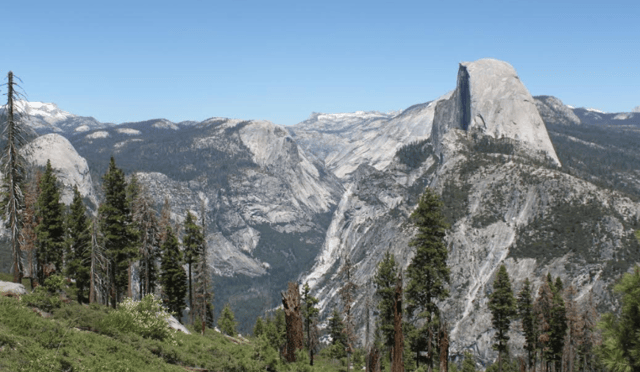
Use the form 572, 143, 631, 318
153, 120, 179, 130
22, 134, 97, 208
613, 113, 635, 120
586, 108, 606, 114
116, 128, 141, 135
74, 125, 91, 132
633, 106, 640, 113
86, 131, 110, 139
290, 94, 450, 179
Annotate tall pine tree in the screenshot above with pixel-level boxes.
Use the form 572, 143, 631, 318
405, 187, 450, 371
517, 278, 537, 370
132, 183, 160, 298
1, 71, 27, 283
98, 157, 135, 307
183, 211, 204, 323
301, 282, 320, 365
65, 186, 91, 303
488, 265, 517, 372
159, 226, 187, 318
374, 251, 400, 352
35, 159, 65, 283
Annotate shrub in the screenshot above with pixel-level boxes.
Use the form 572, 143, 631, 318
100, 294, 176, 342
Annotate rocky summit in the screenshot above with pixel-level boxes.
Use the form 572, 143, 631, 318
1, 58, 639, 365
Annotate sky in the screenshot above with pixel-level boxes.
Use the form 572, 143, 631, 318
1, 0, 638, 126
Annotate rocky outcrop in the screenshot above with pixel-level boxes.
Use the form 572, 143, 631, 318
534, 96, 581, 126
22, 134, 98, 208
289, 94, 450, 179
0, 280, 27, 296
432, 59, 561, 166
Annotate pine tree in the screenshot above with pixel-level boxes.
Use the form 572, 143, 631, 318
35, 160, 65, 283
254, 316, 265, 337
192, 201, 213, 334
159, 226, 187, 318
550, 277, 567, 372
132, 184, 160, 298
99, 157, 135, 307
405, 187, 450, 371
125, 173, 141, 299
462, 351, 477, 372
374, 251, 400, 352
329, 307, 347, 358
534, 276, 555, 372
65, 186, 91, 303
302, 282, 320, 365
339, 255, 358, 371
599, 265, 640, 372
219, 303, 237, 337
392, 273, 404, 372
1, 71, 27, 283
563, 285, 581, 372
183, 211, 204, 323
518, 278, 537, 370
488, 265, 517, 372
20, 170, 41, 289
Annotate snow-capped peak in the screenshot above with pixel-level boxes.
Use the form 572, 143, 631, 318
585, 107, 607, 114
632, 106, 640, 113
14, 100, 76, 122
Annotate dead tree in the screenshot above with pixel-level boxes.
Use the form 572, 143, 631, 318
281, 281, 304, 362
392, 273, 404, 372
368, 346, 381, 372
439, 322, 449, 372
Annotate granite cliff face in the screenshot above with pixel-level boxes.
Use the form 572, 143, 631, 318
1, 59, 639, 363
299, 59, 639, 364
432, 59, 560, 166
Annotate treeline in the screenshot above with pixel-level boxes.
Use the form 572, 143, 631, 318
244, 186, 640, 372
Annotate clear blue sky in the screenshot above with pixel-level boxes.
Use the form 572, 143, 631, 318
2, 0, 638, 125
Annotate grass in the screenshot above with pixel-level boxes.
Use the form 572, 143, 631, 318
0, 273, 349, 372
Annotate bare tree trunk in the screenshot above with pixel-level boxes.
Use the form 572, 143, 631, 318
128, 262, 132, 298
428, 326, 433, 372
368, 346, 381, 372
281, 282, 303, 362
439, 322, 449, 372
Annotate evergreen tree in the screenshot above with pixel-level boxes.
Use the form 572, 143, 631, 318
328, 307, 347, 358
65, 186, 91, 303
192, 201, 213, 334
35, 160, 65, 283
1, 71, 27, 283
462, 351, 477, 372
125, 173, 141, 298
550, 277, 567, 372
301, 282, 320, 365
374, 251, 400, 351
183, 211, 204, 323
534, 276, 554, 371
20, 170, 41, 288
564, 285, 582, 372
339, 255, 358, 371
518, 278, 537, 370
219, 303, 237, 337
254, 316, 265, 337
405, 187, 450, 370
132, 184, 160, 298
99, 157, 135, 307
159, 226, 187, 318
599, 265, 640, 372
488, 265, 517, 372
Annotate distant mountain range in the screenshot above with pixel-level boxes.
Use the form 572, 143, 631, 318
1, 59, 639, 365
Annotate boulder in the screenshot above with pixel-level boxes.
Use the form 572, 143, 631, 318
0, 280, 27, 296
167, 315, 191, 334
